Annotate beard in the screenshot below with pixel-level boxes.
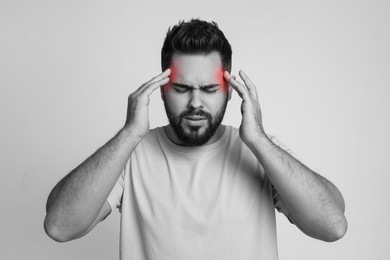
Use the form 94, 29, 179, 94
163, 99, 228, 146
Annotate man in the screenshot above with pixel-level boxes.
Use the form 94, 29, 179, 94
44, 19, 347, 259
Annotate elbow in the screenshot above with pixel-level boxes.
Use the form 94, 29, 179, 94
301, 213, 348, 242
44, 215, 72, 243
324, 214, 348, 242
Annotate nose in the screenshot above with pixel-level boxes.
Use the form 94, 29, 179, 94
187, 89, 203, 109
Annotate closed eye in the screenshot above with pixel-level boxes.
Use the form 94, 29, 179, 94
172, 83, 220, 93
201, 86, 219, 93
173, 85, 189, 93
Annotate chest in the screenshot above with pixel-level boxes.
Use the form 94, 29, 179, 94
127, 147, 272, 224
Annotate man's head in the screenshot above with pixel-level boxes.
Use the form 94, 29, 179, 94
160, 19, 233, 146
161, 19, 232, 73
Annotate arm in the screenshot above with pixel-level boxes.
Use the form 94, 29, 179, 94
44, 69, 171, 242
251, 135, 346, 241
224, 70, 347, 242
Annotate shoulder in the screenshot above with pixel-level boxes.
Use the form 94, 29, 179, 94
224, 125, 249, 153
130, 127, 163, 155
225, 125, 240, 139
139, 127, 161, 144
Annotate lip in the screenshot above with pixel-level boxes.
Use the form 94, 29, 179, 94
185, 116, 206, 121
184, 116, 207, 126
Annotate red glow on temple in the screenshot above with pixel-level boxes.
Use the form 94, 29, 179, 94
215, 67, 228, 93
165, 64, 228, 95
164, 64, 177, 95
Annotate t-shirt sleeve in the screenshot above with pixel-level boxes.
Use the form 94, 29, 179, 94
272, 185, 295, 224
106, 161, 127, 212
268, 135, 298, 224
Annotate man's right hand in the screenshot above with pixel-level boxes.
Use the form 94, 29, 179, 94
44, 69, 171, 242
124, 69, 171, 139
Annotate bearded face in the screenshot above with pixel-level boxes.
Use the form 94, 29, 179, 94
161, 52, 231, 146
164, 97, 228, 146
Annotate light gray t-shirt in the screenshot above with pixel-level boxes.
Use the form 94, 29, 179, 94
107, 125, 291, 260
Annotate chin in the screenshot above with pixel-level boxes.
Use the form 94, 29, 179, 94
178, 125, 216, 146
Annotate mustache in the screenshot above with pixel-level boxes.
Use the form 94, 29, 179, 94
180, 108, 211, 118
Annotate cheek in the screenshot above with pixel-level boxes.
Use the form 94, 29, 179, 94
164, 93, 187, 112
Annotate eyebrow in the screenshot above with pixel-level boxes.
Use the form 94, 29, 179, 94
172, 83, 220, 89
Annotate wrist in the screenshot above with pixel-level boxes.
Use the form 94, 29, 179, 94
120, 125, 144, 144
243, 130, 271, 151
255, 131, 270, 145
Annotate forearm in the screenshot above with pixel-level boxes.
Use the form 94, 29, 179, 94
224, 70, 347, 241
44, 126, 141, 241
247, 134, 347, 241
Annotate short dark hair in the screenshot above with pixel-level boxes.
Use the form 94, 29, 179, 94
161, 19, 232, 72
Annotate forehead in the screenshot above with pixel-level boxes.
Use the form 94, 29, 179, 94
171, 52, 223, 85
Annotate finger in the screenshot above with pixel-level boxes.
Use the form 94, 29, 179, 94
146, 68, 171, 86
239, 70, 258, 100
224, 71, 250, 100
137, 68, 171, 94
141, 76, 170, 96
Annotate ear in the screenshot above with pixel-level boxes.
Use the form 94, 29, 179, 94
227, 85, 232, 101
160, 86, 165, 101
222, 69, 233, 101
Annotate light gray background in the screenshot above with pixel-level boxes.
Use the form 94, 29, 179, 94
1, 0, 389, 259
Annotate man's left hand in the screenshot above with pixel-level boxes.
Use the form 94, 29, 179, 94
224, 70, 265, 146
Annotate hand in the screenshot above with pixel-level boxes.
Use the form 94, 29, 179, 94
224, 70, 265, 146
124, 69, 171, 138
